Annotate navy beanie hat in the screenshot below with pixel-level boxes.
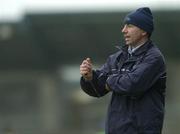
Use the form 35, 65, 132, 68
124, 7, 154, 35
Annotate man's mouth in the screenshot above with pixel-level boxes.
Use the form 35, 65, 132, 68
124, 35, 130, 41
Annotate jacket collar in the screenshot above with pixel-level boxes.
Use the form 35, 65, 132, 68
120, 39, 153, 56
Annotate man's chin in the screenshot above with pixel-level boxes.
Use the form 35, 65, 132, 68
125, 42, 131, 45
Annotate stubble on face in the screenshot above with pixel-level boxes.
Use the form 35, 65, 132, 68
122, 24, 148, 47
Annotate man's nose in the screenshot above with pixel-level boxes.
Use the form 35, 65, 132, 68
121, 25, 127, 33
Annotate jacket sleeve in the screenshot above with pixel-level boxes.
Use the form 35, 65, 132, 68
80, 58, 111, 97
106, 51, 166, 97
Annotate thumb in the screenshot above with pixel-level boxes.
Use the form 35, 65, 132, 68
86, 58, 92, 64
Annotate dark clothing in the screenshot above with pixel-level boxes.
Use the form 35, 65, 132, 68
80, 40, 166, 134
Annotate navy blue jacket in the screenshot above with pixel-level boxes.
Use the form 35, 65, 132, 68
80, 40, 166, 134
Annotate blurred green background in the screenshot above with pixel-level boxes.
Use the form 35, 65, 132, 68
0, 8, 180, 134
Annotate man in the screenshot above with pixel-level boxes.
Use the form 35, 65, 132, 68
80, 7, 166, 134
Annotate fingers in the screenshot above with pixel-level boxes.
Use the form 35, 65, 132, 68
80, 65, 90, 74
80, 58, 92, 76
81, 58, 92, 69
81, 61, 91, 68
82, 58, 92, 66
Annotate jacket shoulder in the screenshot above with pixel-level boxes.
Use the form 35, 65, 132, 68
145, 43, 166, 67
108, 49, 123, 60
147, 44, 165, 58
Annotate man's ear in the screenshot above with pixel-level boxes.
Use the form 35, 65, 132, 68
142, 31, 148, 36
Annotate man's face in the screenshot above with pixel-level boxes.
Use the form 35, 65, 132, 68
121, 24, 147, 46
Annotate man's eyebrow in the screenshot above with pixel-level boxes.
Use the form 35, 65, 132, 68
127, 24, 134, 27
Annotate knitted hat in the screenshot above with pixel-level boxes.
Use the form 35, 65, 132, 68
124, 7, 154, 35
